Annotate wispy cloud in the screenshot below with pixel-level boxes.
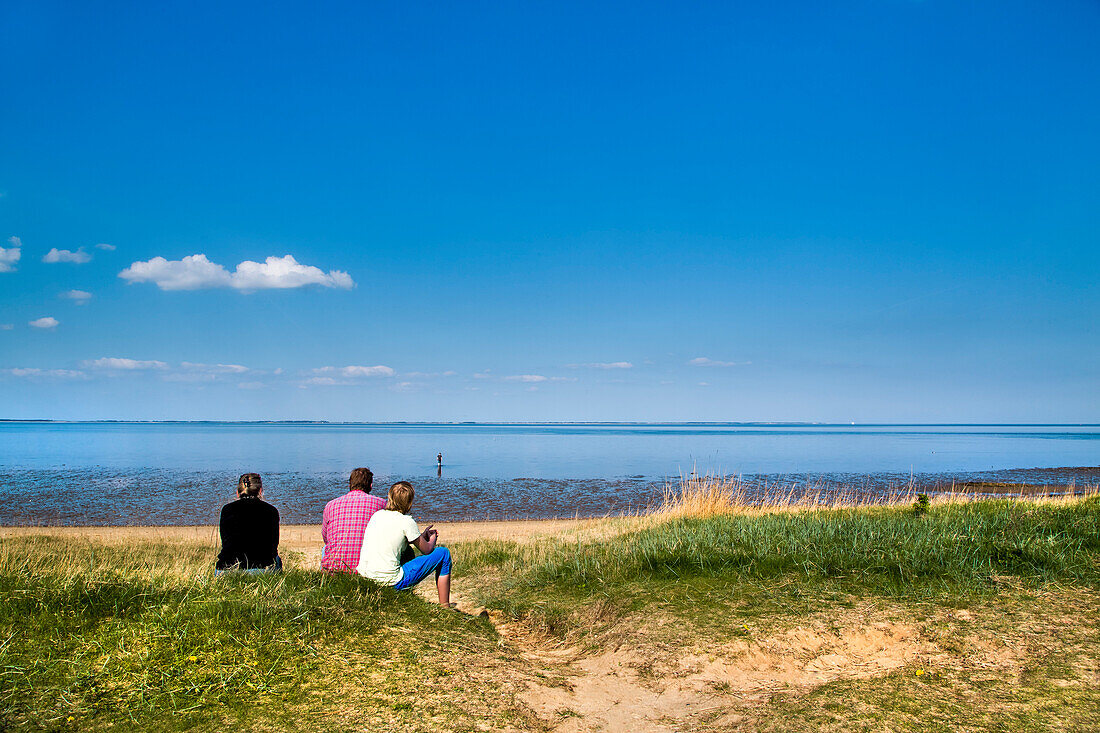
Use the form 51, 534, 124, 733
83, 357, 168, 370
61, 289, 92, 305
567, 361, 634, 369
29, 316, 59, 329
504, 374, 549, 383
237, 381, 265, 390
119, 254, 355, 291
502, 374, 576, 383
301, 365, 396, 386
181, 362, 250, 374
95, 243, 116, 251
688, 357, 751, 367
0, 324, 13, 331
0, 237, 21, 273
162, 363, 253, 382
2, 368, 86, 379
43, 247, 92, 264
313, 365, 395, 378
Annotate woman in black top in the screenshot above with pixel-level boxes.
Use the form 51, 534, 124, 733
215, 473, 282, 573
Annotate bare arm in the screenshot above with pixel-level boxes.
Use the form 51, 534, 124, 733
411, 524, 438, 554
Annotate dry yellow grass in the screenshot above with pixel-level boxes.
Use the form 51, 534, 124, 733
655, 473, 1100, 520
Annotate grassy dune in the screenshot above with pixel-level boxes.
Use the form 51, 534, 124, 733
2, 485, 1099, 731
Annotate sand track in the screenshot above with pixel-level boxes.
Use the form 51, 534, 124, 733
466, 604, 1021, 733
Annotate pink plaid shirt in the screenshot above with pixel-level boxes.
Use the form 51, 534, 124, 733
321, 490, 386, 572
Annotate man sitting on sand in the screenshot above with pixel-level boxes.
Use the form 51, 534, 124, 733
321, 467, 386, 573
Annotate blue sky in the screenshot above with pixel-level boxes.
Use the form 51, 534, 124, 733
1, 0, 1097, 422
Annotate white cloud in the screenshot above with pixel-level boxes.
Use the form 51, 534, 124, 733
237, 381, 265, 390
504, 374, 549, 383
61, 289, 92, 304
0, 324, 13, 331
568, 361, 634, 369
83, 357, 168, 370
0, 237, 21, 273
119, 253, 355, 291
43, 247, 92, 264
118, 254, 231, 290
3, 368, 86, 379
232, 255, 355, 290
95, 243, 116, 251
313, 365, 395, 378
303, 365, 396, 387
181, 362, 250, 374
29, 317, 59, 329
688, 357, 751, 367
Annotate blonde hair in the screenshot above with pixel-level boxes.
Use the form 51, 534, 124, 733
237, 473, 263, 498
385, 481, 415, 514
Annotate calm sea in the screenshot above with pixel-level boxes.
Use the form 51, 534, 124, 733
0, 422, 1097, 525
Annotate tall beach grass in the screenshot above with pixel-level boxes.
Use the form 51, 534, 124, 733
461, 477, 1100, 636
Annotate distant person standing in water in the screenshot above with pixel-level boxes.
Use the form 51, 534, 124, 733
321, 467, 393, 573
215, 473, 281, 574
437, 452, 443, 466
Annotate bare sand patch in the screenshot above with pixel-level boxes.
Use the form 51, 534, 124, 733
490, 603, 1048, 733
516, 621, 935, 732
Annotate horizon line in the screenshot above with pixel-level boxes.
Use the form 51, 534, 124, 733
1, 420, 1098, 427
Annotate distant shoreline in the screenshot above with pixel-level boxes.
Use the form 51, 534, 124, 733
2, 419, 1099, 427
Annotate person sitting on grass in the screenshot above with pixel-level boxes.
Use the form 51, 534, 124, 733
215, 473, 281, 575
356, 481, 452, 607
321, 466, 405, 572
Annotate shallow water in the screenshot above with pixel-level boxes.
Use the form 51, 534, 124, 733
0, 422, 1096, 525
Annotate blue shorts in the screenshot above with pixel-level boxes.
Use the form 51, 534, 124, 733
393, 546, 452, 590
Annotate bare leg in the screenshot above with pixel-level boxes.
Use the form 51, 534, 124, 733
437, 573, 451, 606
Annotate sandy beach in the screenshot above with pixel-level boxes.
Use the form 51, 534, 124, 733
0, 519, 589, 567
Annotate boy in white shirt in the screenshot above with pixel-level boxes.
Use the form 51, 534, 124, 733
357, 481, 452, 606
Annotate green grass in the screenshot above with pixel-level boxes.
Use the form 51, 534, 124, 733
0, 538, 528, 732
459, 498, 1100, 639
3, 497, 1099, 731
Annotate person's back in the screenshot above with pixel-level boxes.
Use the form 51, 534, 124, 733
357, 508, 420, 584
216, 473, 281, 571
321, 467, 385, 572
356, 481, 453, 607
